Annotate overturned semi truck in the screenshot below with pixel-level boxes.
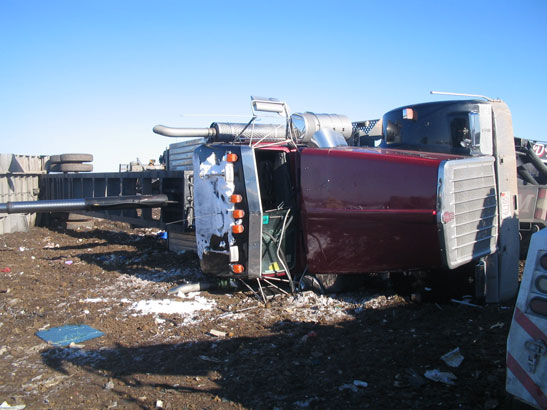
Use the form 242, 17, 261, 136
0, 96, 520, 303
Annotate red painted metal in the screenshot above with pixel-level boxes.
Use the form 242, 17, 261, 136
300, 147, 461, 273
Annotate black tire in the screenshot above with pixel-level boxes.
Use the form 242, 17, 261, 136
53, 163, 93, 172
60, 153, 93, 163
49, 155, 62, 163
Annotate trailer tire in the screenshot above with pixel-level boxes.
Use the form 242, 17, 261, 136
53, 163, 93, 172
60, 153, 94, 163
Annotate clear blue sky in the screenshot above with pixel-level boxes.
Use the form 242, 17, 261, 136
1, 0, 546, 171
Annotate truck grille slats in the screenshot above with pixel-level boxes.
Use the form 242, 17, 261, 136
439, 157, 499, 269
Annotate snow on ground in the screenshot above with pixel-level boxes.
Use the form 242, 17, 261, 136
130, 294, 217, 324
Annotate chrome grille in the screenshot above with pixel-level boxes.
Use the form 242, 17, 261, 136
439, 156, 498, 269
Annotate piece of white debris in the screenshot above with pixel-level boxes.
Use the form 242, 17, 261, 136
440, 347, 464, 368
424, 369, 457, 385
353, 380, 368, 388
209, 329, 227, 337
338, 383, 358, 392
490, 322, 504, 329
68, 342, 85, 349
199, 355, 222, 363
0, 402, 26, 409
104, 380, 114, 390
156, 400, 164, 408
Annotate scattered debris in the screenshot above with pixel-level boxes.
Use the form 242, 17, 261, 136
43, 242, 59, 249
339, 383, 358, 392
440, 347, 464, 368
104, 380, 115, 390
35, 324, 104, 346
199, 355, 222, 363
130, 296, 216, 322
490, 322, 504, 329
294, 397, 319, 408
64, 260, 73, 265
168, 281, 213, 294
0, 267, 11, 273
404, 368, 427, 387
450, 298, 483, 308
18, 247, 28, 252
156, 400, 164, 408
353, 380, 368, 388
209, 329, 227, 337
68, 342, 85, 349
424, 369, 457, 385
0, 402, 26, 409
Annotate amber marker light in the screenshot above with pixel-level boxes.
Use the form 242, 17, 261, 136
232, 264, 245, 274
233, 209, 245, 219
232, 225, 244, 234
226, 153, 238, 163
230, 194, 242, 203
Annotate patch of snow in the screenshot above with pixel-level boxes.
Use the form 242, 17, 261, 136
130, 296, 216, 323
83, 298, 108, 303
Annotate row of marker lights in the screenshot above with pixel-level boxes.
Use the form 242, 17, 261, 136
227, 153, 245, 275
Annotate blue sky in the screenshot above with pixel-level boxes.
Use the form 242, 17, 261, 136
1, 0, 546, 171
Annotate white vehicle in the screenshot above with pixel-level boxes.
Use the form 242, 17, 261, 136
506, 228, 547, 408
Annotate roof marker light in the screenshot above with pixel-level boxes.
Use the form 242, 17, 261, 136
227, 153, 238, 163
403, 108, 416, 120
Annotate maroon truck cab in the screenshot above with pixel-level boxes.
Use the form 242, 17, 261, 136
193, 142, 499, 281
300, 147, 462, 273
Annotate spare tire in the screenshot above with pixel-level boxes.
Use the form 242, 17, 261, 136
60, 153, 94, 163
51, 163, 93, 172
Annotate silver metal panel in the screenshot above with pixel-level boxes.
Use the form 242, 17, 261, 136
478, 104, 493, 155
489, 101, 520, 302
0, 154, 47, 234
0, 153, 47, 173
168, 138, 206, 171
240, 146, 263, 279
168, 232, 197, 252
437, 156, 498, 269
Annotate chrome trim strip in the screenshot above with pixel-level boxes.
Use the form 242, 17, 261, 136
240, 146, 263, 279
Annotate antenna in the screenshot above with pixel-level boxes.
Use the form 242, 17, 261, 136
430, 91, 497, 102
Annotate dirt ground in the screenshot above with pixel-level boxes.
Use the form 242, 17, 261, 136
0, 218, 518, 409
